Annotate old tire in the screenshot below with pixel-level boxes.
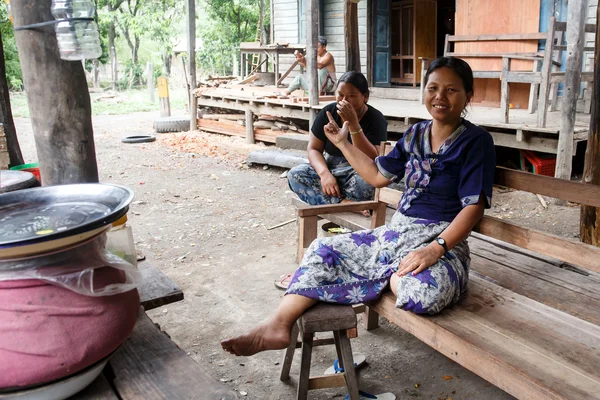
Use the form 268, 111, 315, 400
153, 116, 191, 133
121, 134, 156, 144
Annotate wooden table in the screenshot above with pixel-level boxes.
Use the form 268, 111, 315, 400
70, 260, 239, 399
239, 42, 305, 86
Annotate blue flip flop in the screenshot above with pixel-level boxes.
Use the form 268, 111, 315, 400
344, 390, 396, 400
324, 352, 366, 375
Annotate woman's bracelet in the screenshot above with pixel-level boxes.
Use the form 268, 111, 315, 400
349, 128, 363, 136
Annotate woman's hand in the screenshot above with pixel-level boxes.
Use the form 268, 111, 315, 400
324, 111, 350, 147
397, 243, 445, 276
319, 171, 341, 198
336, 100, 359, 126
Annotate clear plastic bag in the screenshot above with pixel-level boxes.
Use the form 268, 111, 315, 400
0, 233, 140, 296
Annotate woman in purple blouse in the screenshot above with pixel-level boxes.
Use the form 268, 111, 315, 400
222, 57, 496, 357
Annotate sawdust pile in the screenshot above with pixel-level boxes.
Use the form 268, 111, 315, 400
160, 131, 267, 165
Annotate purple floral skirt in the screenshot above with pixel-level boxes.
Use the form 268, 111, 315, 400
286, 212, 470, 315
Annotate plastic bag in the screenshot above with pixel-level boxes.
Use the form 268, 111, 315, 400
0, 233, 140, 296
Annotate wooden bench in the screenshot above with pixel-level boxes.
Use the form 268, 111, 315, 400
294, 155, 600, 399
71, 260, 239, 400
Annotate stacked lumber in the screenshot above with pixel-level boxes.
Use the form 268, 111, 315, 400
196, 119, 281, 144
197, 113, 309, 143
292, 95, 336, 103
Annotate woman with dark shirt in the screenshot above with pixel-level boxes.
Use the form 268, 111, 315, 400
287, 72, 388, 211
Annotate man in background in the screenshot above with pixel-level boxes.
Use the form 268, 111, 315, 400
284, 36, 336, 95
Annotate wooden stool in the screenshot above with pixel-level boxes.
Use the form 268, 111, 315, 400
280, 304, 360, 400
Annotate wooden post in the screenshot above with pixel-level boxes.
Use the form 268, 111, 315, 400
500, 57, 511, 123
367, 0, 373, 85
245, 109, 255, 144
0, 31, 23, 167
344, 0, 361, 73
306, 0, 319, 127
528, 59, 541, 113
555, 0, 588, 180
270, 0, 275, 44
147, 62, 155, 103
12, 0, 99, 184
233, 53, 239, 77
187, 0, 198, 130
157, 76, 171, 117
0, 125, 9, 169
537, 17, 556, 128
580, 5, 600, 246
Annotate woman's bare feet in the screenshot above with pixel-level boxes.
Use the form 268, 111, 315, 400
341, 199, 371, 217
221, 319, 292, 356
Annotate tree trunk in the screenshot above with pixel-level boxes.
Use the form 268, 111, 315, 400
237, 8, 241, 42
580, 5, 600, 246
162, 49, 172, 75
259, 0, 266, 45
92, 59, 100, 88
0, 31, 24, 167
109, 19, 118, 90
12, 0, 99, 184
133, 36, 140, 65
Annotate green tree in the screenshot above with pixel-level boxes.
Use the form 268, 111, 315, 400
97, 0, 182, 88
0, 9, 22, 90
198, 0, 269, 76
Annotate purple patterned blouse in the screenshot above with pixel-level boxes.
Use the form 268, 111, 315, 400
375, 119, 496, 222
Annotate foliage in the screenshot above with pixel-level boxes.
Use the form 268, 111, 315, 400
198, 0, 270, 76
98, 0, 182, 71
0, 8, 22, 90
118, 59, 144, 89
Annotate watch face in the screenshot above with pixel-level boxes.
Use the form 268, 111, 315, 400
436, 237, 447, 251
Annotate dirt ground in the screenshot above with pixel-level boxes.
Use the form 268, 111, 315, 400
14, 111, 580, 400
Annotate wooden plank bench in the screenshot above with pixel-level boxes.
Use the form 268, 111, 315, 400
294, 164, 600, 399
70, 260, 239, 399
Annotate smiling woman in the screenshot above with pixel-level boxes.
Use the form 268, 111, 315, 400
221, 57, 496, 359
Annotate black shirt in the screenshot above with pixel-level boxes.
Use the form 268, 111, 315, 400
311, 102, 388, 157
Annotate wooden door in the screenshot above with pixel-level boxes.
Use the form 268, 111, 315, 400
373, 0, 392, 87
414, 0, 437, 84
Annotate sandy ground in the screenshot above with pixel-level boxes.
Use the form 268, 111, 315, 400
14, 111, 579, 400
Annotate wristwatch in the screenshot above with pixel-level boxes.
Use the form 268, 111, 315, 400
435, 237, 449, 253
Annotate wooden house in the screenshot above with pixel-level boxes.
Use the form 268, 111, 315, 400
272, 0, 597, 108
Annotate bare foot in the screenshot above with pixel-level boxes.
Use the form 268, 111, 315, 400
341, 199, 371, 217
221, 320, 291, 356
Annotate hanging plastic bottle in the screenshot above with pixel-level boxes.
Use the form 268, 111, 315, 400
50, 0, 102, 61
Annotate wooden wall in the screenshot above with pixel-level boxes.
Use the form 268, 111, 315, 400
455, 0, 541, 108
323, 0, 368, 75
273, 0, 301, 84
272, 0, 368, 86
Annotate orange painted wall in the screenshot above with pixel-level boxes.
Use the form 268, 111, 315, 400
454, 0, 541, 108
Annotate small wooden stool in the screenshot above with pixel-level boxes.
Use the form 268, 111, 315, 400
280, 304, 360, 400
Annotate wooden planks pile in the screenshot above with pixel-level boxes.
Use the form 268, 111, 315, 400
197, 113, 307, 144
